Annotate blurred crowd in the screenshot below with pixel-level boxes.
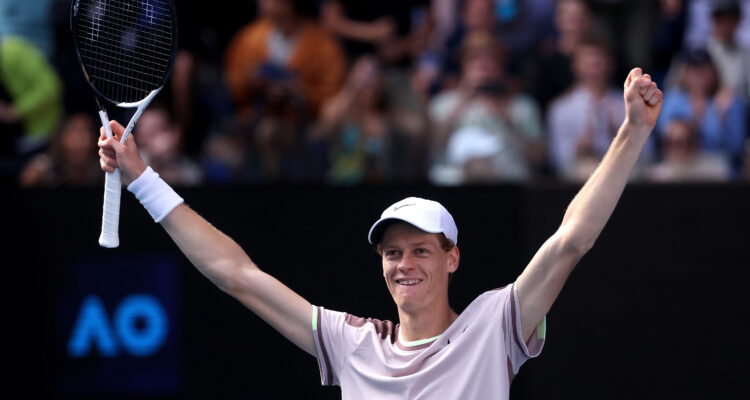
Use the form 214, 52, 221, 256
2, 0, 749, 187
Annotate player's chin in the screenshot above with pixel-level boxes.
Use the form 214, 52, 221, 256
391, 285, 425, 305
393, 297, 421, 313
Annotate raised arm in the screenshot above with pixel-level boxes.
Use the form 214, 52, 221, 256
98, 122, 316, 356
516, 68, 663, 342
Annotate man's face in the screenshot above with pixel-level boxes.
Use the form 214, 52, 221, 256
136, 109, 179, 159
664, 120, 697, 162
380, 223, 458, 314
573, 44, 612, 85
682, 62, 716, 95
257, 0, 294, 25
712, 14, 740, 43
555, 0, 590, 39
462, 48, 502, 89
463, 0, 495, 32
61, 114, 95, 165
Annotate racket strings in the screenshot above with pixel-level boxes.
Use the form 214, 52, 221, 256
75, 0, 174, 104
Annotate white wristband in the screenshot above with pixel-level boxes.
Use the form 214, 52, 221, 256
127, 167, 184, 223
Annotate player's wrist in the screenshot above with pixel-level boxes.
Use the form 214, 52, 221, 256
621, 118, 652, 138
122, 161, 148, 185
127, 167, 184, 223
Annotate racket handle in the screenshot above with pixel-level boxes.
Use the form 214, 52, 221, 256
99, 169, 122, 248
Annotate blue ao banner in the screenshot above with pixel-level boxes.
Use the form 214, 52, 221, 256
54, 254, 180, 395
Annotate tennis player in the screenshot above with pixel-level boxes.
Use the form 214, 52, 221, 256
98, 67, 662, 398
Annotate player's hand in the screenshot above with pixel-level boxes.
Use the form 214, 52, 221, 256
98, 120, 147, 185
623, 67, 663, 135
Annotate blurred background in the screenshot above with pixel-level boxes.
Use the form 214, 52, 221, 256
2, 0, 749, 398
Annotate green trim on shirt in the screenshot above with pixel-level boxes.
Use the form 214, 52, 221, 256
514, 281, 547, 340
312, 305, 318, 331
399, 333, 441, 347
537, 316, 546, 340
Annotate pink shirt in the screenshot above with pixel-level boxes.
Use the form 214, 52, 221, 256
313, 284, 545, 399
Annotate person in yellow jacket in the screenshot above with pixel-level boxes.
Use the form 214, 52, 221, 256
0, 36, 63, 155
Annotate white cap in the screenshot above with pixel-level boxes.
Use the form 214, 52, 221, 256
447, 126, 503, 166
368, 197, 458, 245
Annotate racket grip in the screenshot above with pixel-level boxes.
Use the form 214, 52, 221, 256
99, 169, 122, 248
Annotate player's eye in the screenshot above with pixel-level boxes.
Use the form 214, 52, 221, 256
384, 250, 399, 258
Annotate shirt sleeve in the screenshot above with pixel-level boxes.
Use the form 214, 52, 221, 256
311, 305, 360, 386
496, 284, 546, 375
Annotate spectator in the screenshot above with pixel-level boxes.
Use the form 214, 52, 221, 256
684, 0, 750, 52
136, 106, 204, 187
438, 0, 554, 82
706, 0, 750, 101
440, 0, 498, 88
314, 55, 428, 184
18, 113, 101, 187
222, 0, 346, 182
657, 49, 747, 175
547, 35, 654, 181
429, 32, 544, 184
648, 118, 730, 182
320, 0, 435, 143
0, 36, 63, 180
523, 0, 594, 113
224, 0, 346, 121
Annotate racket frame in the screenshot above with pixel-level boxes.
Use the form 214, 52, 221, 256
70, 0, 179, 248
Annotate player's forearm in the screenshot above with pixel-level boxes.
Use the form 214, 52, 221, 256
517, 68, 661, 342
516, 121, 649, 340
160, 204, 258, 292
161, 205, 317, 356
558, 120, 650, 252
124, 165, 257, 291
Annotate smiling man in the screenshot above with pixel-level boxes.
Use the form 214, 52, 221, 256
98, 67, 663, 399
310, 197, 543, 397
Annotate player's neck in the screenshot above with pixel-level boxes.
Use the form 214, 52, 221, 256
397, 301, 458, 343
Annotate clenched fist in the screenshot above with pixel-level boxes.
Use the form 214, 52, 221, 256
623, 67, 663, 134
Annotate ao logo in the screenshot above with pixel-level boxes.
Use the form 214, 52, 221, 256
67, 294, 168, 358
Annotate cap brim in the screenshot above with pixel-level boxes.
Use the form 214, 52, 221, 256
368, 217, 443, 245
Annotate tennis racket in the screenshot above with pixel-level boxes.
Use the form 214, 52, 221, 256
71, 0, 178, 248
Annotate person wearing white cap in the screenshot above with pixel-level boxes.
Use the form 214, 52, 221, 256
98, 67, 663, 398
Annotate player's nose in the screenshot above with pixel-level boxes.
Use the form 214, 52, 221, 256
396, 253, 417, 271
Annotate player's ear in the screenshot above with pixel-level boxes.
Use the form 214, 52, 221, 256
447, 246, 460, 273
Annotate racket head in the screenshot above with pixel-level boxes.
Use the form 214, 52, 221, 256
71, 0, 178, 106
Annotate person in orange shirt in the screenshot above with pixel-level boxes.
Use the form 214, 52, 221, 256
224, 0, 347, 121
